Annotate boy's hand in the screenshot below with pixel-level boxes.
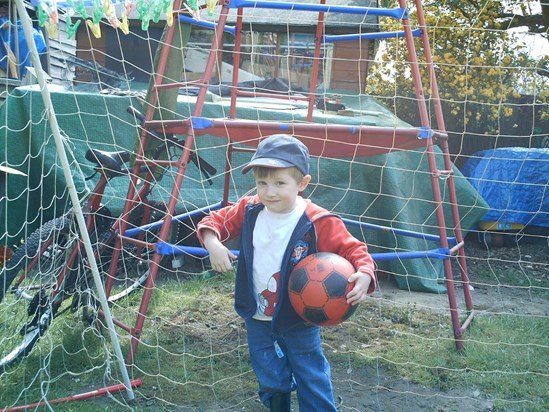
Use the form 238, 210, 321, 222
346, 272, 372, 305
202, 229, 237, 273
209, 243, 237, 273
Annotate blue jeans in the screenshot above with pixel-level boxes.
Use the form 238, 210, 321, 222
245, 318, 338, 411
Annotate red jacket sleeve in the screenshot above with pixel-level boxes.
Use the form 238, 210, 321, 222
196, 196, 259, 246
315, 215, 377, 293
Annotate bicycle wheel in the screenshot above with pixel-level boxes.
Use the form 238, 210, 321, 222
100, 201, 179, 303
0, 216, 76, 370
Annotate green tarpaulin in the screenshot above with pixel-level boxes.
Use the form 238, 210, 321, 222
0, 85, 488, 292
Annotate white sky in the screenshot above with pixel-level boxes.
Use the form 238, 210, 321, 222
509, 0, 548, 59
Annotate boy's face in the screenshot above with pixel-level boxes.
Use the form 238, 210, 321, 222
255, 168, 311, 214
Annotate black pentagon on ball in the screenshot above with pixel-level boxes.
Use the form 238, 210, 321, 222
323, 271, 348, 298
303, 307, 329, 324
289, 267, 309, 294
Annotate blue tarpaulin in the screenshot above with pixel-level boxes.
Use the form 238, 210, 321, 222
0, 17, 47, 79
462, 148, 549, 228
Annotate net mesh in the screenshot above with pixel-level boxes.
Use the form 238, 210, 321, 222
0, 0, 547, 410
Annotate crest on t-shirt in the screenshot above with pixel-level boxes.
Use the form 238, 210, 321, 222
291, 240, 309, 265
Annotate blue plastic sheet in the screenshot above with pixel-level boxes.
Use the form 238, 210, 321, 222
462, 148, 549, 227
0, 17, 47, 79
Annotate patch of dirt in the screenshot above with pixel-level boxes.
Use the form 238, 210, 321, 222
328, 235, 548, 412
332, 366, 494, 412
378, 235, 548, 317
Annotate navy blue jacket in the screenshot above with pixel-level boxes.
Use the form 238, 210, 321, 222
197, 196, 376, 334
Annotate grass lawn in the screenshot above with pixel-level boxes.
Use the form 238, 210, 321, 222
1, 270, 547, 411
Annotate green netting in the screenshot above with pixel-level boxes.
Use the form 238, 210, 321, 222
0, 85, 488, 292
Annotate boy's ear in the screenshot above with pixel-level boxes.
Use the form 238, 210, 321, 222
299, 174, 312, 191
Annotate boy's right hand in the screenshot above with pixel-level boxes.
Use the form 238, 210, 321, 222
202, 230, 237, 273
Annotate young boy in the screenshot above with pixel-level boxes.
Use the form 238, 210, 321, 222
197, 134, 376, 411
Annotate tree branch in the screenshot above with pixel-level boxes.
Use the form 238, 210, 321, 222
497, 12, 548, 36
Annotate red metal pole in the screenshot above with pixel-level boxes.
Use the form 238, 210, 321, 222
230, 8, 244, 119
2, 379, 142, 412
127, 5, 231, 364
307, 0, 326, 121
414, 0, 474, 313
193, 8, 230, 116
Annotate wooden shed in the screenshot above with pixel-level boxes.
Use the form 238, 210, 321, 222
0, 1, 75, 97
73, 0, 379, 93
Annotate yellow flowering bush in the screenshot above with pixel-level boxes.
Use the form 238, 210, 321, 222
367, 0, 548, 137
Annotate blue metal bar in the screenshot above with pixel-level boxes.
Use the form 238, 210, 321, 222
178, 15, 236, 35
322, 28, 422, 43
371, 248, 450, 261
341, 218, 457, 246
156, 243, 242, 257
126, 201, 456, 248
229, 0, 408, 20
124, 201, 223, 237
33, 0, 407, 22
32, 0, 125, 8
126, 199, 453, 265
155, 243, 450, 262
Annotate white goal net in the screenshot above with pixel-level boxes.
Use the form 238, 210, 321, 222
0, 0, 547, 410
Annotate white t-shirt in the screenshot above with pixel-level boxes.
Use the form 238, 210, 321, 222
252, 197, 306, 320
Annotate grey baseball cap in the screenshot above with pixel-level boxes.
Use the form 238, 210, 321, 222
241, 134, 310, 175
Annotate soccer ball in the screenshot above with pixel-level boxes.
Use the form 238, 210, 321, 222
288, 252, 357, 326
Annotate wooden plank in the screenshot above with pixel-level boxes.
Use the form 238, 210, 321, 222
329, 40, 371, 92
47, 17, 77, 84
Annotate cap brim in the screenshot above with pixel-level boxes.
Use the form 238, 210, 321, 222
241, 158, 294, 174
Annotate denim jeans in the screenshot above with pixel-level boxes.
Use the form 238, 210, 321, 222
245, 318, 338, 411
